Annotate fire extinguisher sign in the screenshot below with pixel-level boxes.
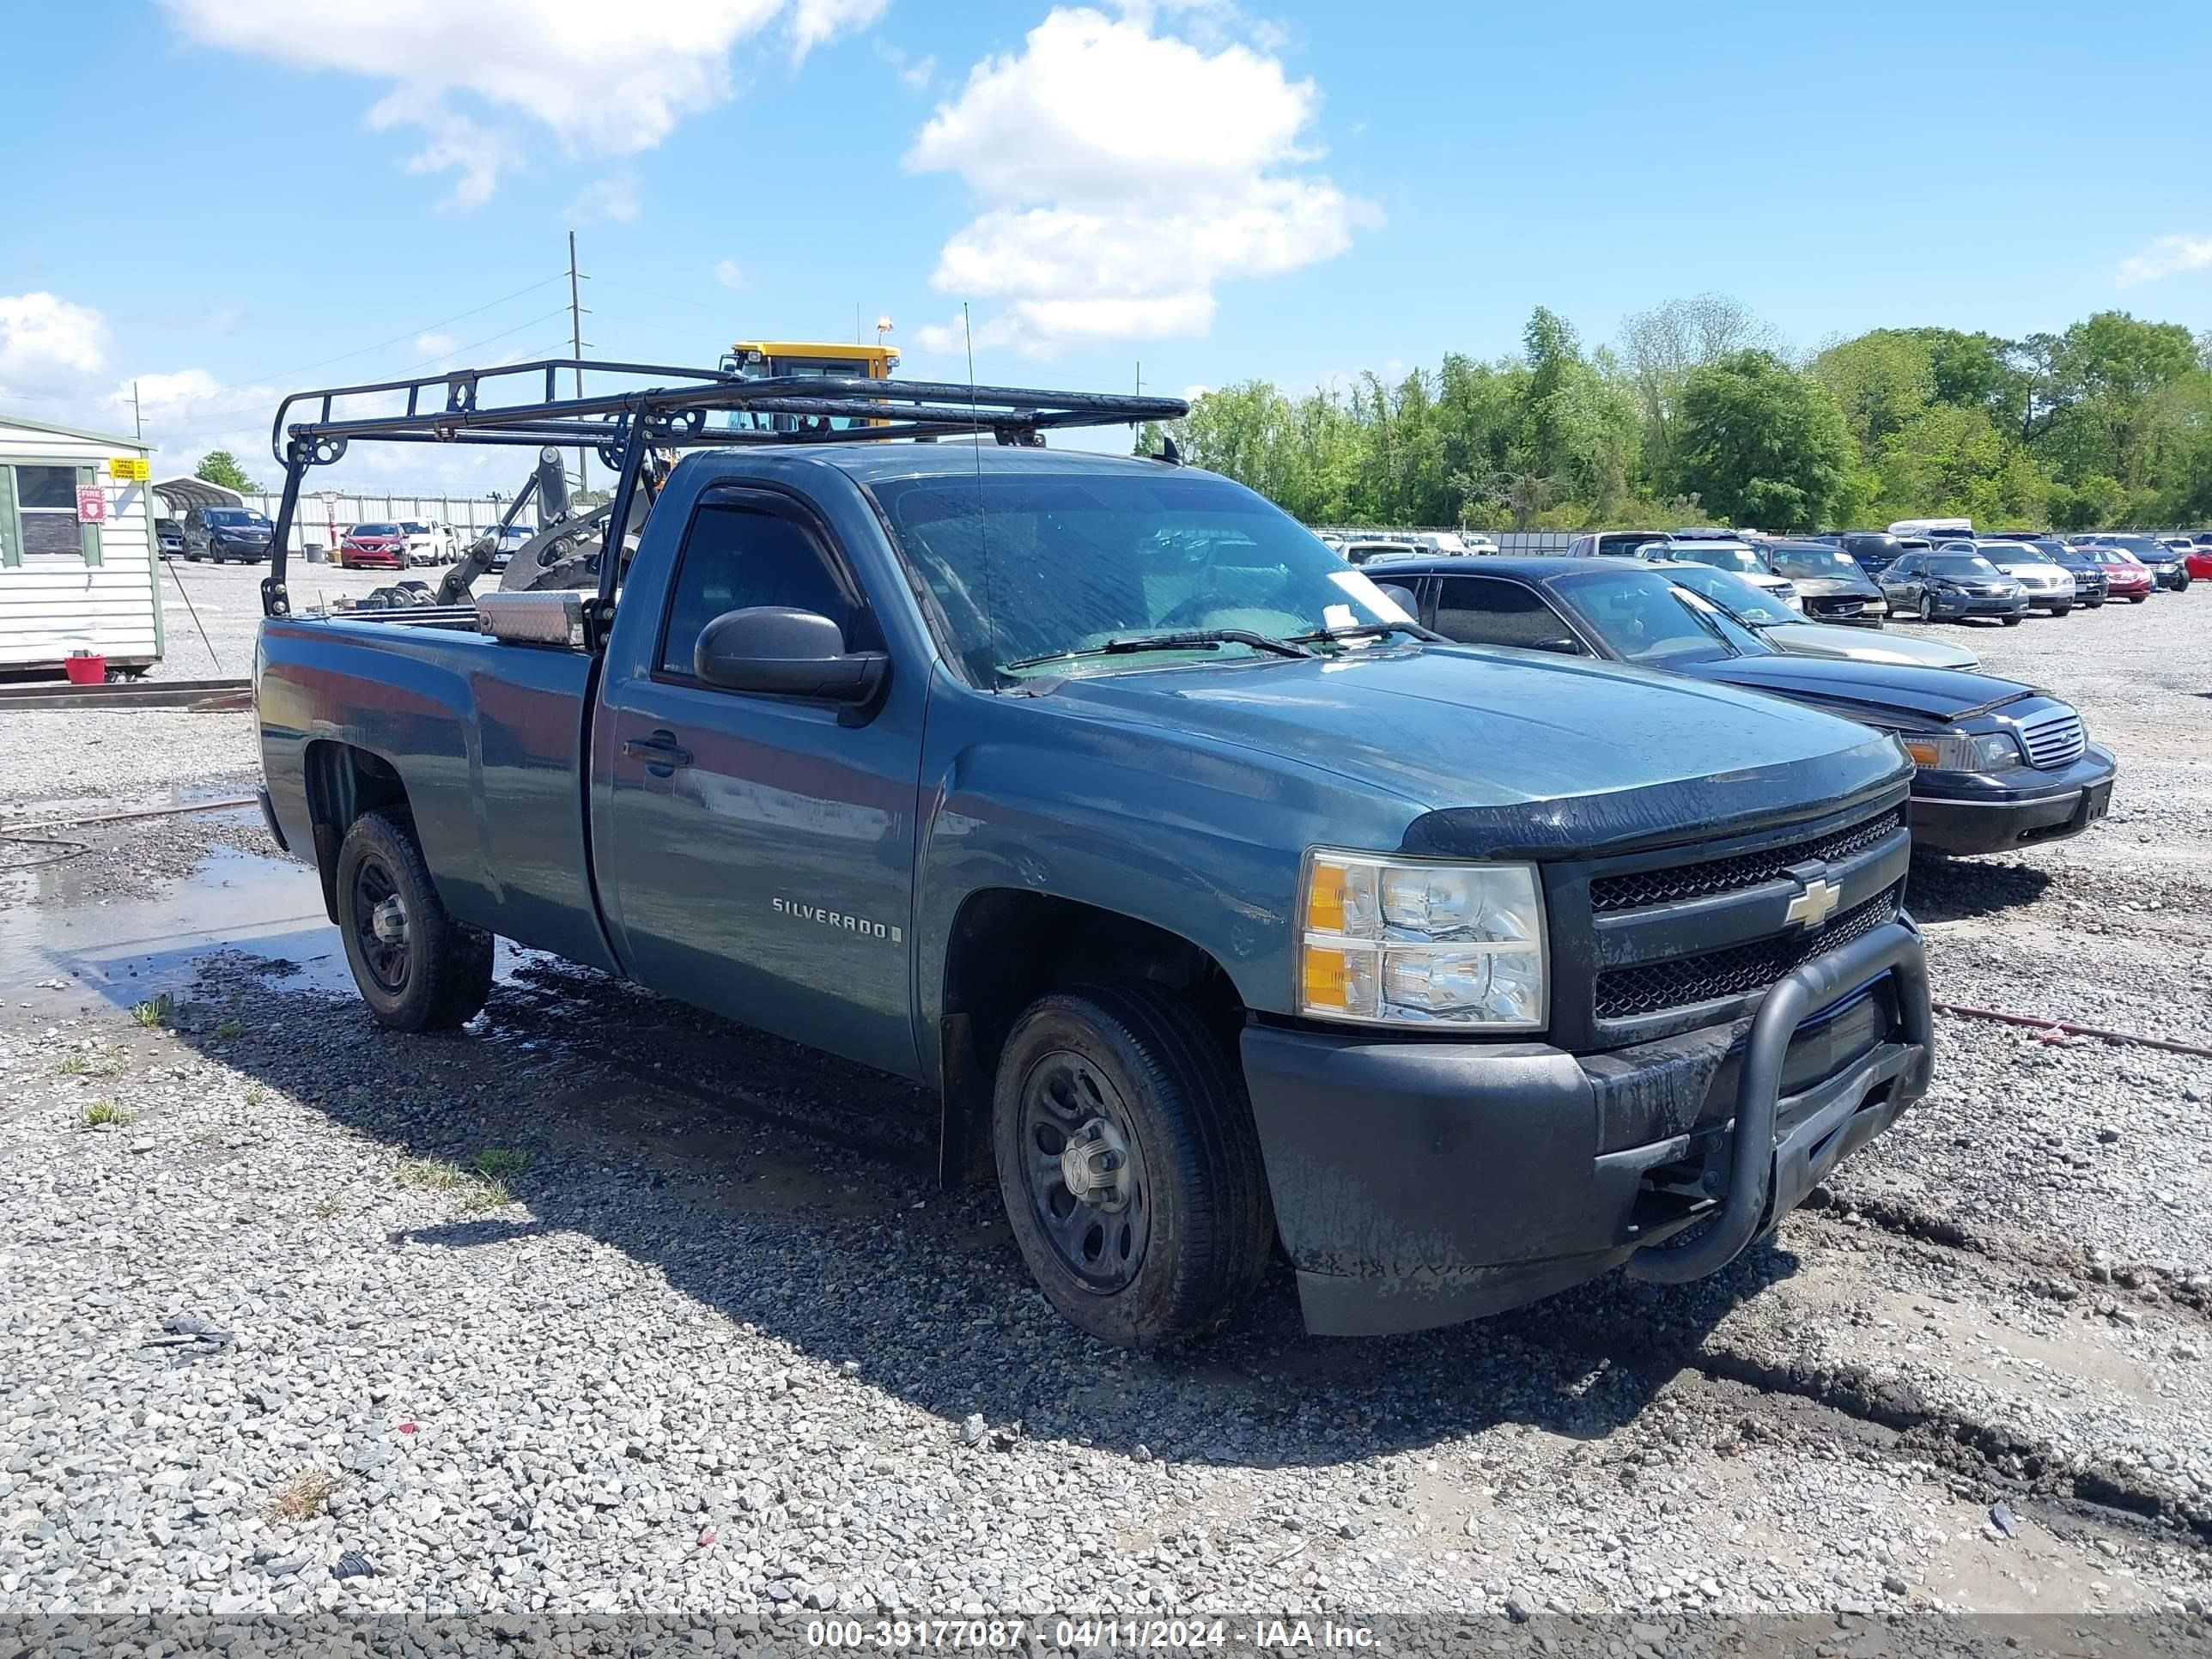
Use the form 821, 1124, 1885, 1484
76, 485, 107, 524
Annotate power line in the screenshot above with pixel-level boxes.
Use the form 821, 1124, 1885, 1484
214, 273, 573, 390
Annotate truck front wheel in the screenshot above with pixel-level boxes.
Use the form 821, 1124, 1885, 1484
992, 982, 1274, 1347
335, 809, 493, 1032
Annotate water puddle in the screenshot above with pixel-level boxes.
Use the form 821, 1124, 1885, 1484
0, 843, 347, 1008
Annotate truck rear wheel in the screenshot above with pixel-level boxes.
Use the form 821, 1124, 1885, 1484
992, 982, 1274, 1347
335, 809, 493, 1032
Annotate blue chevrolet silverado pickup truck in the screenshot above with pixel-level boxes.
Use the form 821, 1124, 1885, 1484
252, 362, 1933, 1346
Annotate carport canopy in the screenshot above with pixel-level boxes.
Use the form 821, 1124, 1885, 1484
151, 477, 245, 514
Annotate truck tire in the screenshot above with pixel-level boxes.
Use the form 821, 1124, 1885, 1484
335, 809, 493, 1032
992, 981, 1274, 1347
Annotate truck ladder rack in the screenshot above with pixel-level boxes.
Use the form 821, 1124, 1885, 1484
260, 357, 1187, 623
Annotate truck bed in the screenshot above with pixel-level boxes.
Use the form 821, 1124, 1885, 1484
258, 615, 617, 973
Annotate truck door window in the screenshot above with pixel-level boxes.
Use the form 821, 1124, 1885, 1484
1434, 577, 1574, 648
657, 502, 857, 678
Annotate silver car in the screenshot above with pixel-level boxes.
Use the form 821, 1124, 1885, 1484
1657, 562, 1981, 671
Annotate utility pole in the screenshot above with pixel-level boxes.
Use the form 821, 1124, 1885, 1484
131, 381, 143, 441
568, 229, 591, 493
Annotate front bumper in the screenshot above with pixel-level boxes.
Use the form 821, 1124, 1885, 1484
1910, 744, 2117, 856
1804, 595, 1886, 626
1241, 922, 1932, 1336
1930, 592, 2027, 619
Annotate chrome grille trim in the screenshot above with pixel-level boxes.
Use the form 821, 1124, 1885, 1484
2015, 704, 2086, 769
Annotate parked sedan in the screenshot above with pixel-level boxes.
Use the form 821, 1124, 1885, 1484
2185, 536, 2212, 580
154, 517, 185, 560
2037, 542, 2108, 607
338, 522, 409, 570
1764, 539, 1888, 624
1386, 556, 2116, 857
1653, 562, 1978, 669
1966, 539, 2076, 615
1877, 550, 2028, 624
2077, 533, 2190, 592
2083, 544, 2155, 603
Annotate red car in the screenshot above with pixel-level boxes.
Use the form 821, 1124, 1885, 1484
2181, 537, 2212, 580
2086, 545, 2155, 602
338, 522, 408, 569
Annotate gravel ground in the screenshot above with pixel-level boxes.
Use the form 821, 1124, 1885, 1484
152, 557, 473, 681
2, 583, 2208, 1631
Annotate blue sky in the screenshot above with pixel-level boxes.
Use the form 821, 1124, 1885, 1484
3, 0, 2208, 489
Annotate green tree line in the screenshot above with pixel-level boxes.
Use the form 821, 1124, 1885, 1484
1140, 296, 2212, 532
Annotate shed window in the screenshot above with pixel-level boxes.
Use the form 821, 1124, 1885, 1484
0, 463, 102, 566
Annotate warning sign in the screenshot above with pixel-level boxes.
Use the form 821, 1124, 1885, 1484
109, 456, 150, 482
76, 485, 107, 524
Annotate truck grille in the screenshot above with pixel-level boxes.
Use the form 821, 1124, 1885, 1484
1589, 806, 1905, 914
1594, 883, 1903, 1020
2015, 705, 2086, 769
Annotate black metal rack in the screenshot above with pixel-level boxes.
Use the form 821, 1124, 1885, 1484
258, 358, 1188, 623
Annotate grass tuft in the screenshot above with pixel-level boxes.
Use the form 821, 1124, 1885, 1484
266, 1468, 342, 1522
82, 1099, 134, 1129
130, 994, 173, 1030
215, 1019, 244, 1040
472, 1147, 529, 1180
245, 1083, 268, 1108
393, 1156, 469, 1193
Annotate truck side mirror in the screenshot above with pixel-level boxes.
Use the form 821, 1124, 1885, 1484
1529, 635, 1582, 654
694, 607, 888, 703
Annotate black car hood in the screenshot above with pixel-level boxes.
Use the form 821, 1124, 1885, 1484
1679, 654, 2037, 725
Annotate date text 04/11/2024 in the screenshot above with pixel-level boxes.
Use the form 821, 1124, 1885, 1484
802, 1621, 1378, 1650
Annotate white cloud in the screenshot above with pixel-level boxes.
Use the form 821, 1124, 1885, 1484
0, 292, 110, 392
790, 0, 892, 63
905, 5, 1370, 356
714, 259, 745, 289
2118, 234, 2212, 288
159, 0, 889, 209
414, 332, 458, 358
563, 175, 641, 224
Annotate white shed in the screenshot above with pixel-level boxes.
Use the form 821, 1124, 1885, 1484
0, 417, 162, 675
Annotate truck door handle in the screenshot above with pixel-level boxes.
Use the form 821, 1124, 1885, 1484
623, 732, 693, 769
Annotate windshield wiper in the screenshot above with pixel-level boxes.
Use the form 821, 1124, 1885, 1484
1283, 619, 1445, 647
1001, 628, 1316, 672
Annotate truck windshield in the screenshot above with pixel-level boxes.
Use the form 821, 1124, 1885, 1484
869, 471, 1409, 681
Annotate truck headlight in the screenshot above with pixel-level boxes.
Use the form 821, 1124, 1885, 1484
1297, 851, 1548, 1030
1903, 731, 2021, 772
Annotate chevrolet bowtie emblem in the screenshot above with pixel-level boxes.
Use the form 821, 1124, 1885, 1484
1784, 877, 1842, 929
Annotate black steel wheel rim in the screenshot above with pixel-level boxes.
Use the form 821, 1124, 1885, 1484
350, 856, 410, 996
1018, 1048, 1151, 1291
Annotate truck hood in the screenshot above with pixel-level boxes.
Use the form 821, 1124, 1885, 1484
1681, 654, 2036, 724
1037, 643, 1910, 837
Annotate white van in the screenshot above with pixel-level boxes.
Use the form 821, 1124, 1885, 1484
1887, 518, 1973, 541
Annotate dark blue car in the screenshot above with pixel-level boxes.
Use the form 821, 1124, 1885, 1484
1371, 556, 2116, 858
